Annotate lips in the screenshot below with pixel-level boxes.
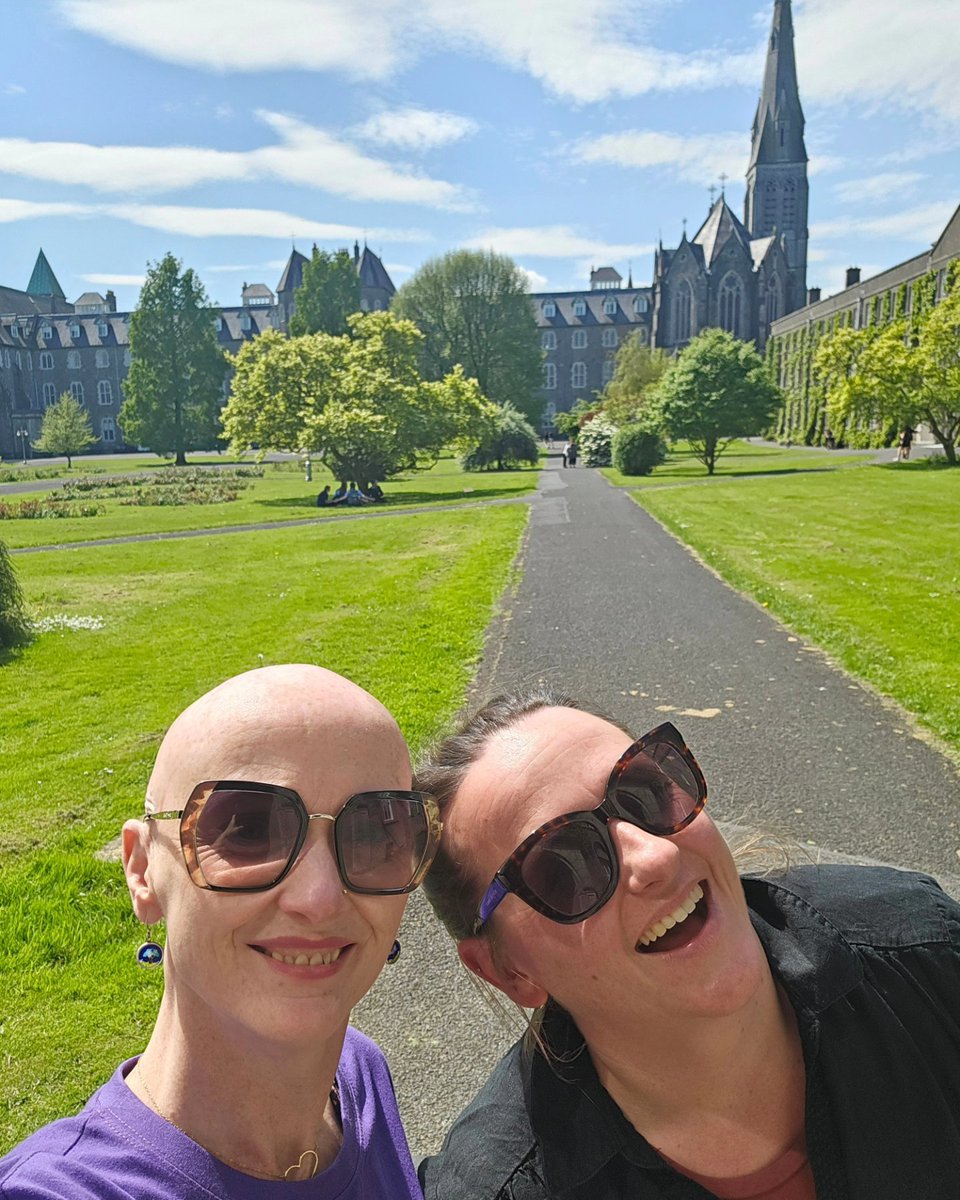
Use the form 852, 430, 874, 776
250, 939, 352, 969
635, 882, 706, 953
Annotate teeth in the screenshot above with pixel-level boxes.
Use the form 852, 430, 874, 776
637, 884, 704, 948
269, 948, 343, 966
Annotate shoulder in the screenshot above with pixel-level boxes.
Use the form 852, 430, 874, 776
421, 1041, 547, 1200
745, 864, 960, 950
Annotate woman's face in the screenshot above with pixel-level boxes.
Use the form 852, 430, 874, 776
449, 707, 769, 1039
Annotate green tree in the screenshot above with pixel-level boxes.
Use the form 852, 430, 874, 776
612, 424, 666, 476
120, 253, 228, 465
461, 403, 540, 471
393, 249, 543, 424
555, 398, 602, 438
602, 334, 670, 427
32, 391, 97, 469
223, 311, 489, 484
0, 537, 30, 650
578, 413, 618, 467
655, 329, 780, 474
288, 246, 361, 337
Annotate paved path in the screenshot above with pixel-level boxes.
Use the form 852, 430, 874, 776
355, 456, 960, 1160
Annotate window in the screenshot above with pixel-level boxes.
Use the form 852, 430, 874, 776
41, 325, 52, 339
240, 313, 252, 331
543, 301, 556, 318
360, 298, 371, 311
95, 349, 109, 368
39, 351, 54, 369
571, 362, 587, 389
70, 324, 82, 340
3, 349, 9, 367
124, 350, 132, 366
101, 416, 116, 443
674, 281, 693, 342
15, 352, 21, 368
67, 350, 81, 369
601, 328, 618, 348
766, 276, 780, 324
544, 400, 556, 419
214, 317, 223, 332
603, 297, 617, 315
571, 329, 587, 349
602, 360, 615, 384
43, 382, 56, 406
98, 323, 109, 339
719, 273, 743, 337
70, 381, 84, 402
633, 296, 649, 314
572, 299, 586, 317
543, 362, 557, 390
98, 379, 113, 405
541, 331, 556, 350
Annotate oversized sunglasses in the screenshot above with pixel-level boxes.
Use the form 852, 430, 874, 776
147, 781, 441, 895
473, 723, 706, 932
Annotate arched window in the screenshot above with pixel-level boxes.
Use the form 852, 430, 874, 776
674, 281, 693, 342
67, 350, 81, 369
543, 362, 556, 390
543, 301, 556, 318
766, 275, 781, 324
42, 383, 56, 406
541, 331, 556, 350
571, 330, 587, 349
98, 379, 113, 405
571, 362, 587, 389
70, 381, 84, 403
39, 351, 54, 370
719, 273, 743, 337
101, 416, 116, 443
603, 297, 617, 315
601, 328, 618, 348
602, 359, 615, 384
572, 299, 586, 317
95, 349, 109, 368
633, 296, 649, 314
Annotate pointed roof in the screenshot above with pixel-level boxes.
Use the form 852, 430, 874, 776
276, 248, 308, 295
692, 197, 752, 267
930, 201, 960, 268
749, 0, 807, 171
357, 246, 395, 296
26, 249, 65, 299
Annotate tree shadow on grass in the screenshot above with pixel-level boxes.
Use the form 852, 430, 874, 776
255, 486, 531, 511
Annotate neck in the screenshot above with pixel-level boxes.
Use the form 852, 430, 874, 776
129, 995, 347, 1180
584, 976, 805, 1178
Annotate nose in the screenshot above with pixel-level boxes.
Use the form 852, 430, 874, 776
274, 815, 348, 918
611, 818, 682, 895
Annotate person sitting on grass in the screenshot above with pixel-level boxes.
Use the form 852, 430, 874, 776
345, 482, 372, 507
416, 687, 960, 1200
330, 481, 349, 505
316, 485, 331, 507
367, 482, 385, 503
0, 664, 441, 1198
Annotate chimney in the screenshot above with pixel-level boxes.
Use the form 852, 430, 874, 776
105, 290, 117, 312
354, 240, 360, 265
845, 267, 861, 288
807, 287, 821, 304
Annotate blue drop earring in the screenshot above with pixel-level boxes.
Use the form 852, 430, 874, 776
386, 939, 401, 965
137, 927, 164, 968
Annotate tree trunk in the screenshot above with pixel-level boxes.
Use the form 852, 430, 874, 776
66, 454, 72, 470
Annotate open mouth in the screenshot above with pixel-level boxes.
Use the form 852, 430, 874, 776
251, 945, 348, 967
635, 882, 707, 954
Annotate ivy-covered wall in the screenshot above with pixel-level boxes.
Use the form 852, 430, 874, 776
766, 260, 956, 447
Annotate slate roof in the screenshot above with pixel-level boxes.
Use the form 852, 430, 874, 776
531, 289, 653, 328
357, 247, 395, 295
590, 266, 622, 286
73, 291, 107, 309
749, 0, 807, 170
276, 249, 308, 295
693, 199, 752, 267
26, 249, 66, 299
0, 285, 47, 317
242, 282, 275, 303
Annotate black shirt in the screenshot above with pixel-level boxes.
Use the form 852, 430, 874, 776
421, 866, 960, 1199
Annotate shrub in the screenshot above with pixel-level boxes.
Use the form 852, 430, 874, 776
0, 500, 103, 520
612, 424, 667, 476
0, 537, 29, 648
578, 414, 618, 467
460, 404, 539, 471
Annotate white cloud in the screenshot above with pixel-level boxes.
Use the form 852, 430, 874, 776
81, 273, 146, 285
832, 172, 924, 205
811, 200, 957, 245
0, 109, 475, 211
4, 83, 25, 95
384, 262, 415, 277
0, 198, 91, 222
465, 225, 653, 262
356, 107, 478, 151
573, 130, 746, 186
518, 265, 549, 291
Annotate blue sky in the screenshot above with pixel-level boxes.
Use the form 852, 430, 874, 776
3, 0, 958, 313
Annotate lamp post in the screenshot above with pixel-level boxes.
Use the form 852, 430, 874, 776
15, 427, 29, 464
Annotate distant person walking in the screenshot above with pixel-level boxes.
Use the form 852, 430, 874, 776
898, 426, 915, 461
565, 441, 578, 468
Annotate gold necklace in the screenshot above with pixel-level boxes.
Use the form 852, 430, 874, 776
134, 1064, 323, 1181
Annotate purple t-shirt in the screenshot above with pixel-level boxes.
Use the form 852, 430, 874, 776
0, 1027, 421, 1199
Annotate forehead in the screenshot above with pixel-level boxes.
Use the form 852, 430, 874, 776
449, 707, 633, 872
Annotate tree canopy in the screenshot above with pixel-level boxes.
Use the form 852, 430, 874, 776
289, 246, 361, 337
393, 248, 543, 425
33, 391, 97, 469
461, 403, 539, 471
120, 253, 227, 465
601, 334, 671, 427
223, 310, 490, 484
655, 328, 780, 474
0, 538, 29, 649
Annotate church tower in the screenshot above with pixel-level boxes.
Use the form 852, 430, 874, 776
744, 0, 808, 312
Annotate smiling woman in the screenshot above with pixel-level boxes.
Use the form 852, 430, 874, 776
415, 687, 960, 1200
0, 664, 437, 1199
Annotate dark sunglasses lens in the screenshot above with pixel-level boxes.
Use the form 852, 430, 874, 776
194, 789, 302, 889
615, 741, 701, 833
521, 820, 615, 920
337, 794, 430, 893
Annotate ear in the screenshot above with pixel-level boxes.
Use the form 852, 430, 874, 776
122, 818, 165, 926
458, 936, 549, 1009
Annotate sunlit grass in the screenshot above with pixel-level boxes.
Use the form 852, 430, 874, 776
603, 439, 868, 489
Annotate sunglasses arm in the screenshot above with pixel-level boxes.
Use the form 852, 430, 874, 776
144, 811, 185, 821
473, 877, 510, 936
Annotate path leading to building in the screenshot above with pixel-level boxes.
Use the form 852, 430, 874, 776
356, 454, 960, 1160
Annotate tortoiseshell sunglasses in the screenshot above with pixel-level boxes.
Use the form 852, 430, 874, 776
472, 722, 706, 932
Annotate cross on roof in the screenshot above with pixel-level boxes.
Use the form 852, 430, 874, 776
709, 184, 717, 205
719, 172, 728, 196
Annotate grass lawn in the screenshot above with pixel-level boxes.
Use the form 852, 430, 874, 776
0, 503, 527, 1149
603, 439, 868, 489
0, 455, 537, 549
632, 460, 960, 753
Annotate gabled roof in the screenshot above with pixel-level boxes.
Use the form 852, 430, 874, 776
276, 248, 308, 295
357, 247, 395, 296
693, 199, 752, 267
930, 201, 960, 268
27, 249, 66, 299
750, 235, 777, 269
0, 285, 46, 316
590, 266, 622, 286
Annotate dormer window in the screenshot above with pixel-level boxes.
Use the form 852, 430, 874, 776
70, 324, 81, 340
542, 301, 556, 318
41, 325, 52, 339
215, 317, 223, 332
240, 313, 252, 331
572, 299, 586, 317
633, 296, 649, 314
603, 298, 617, 315
98, 323, 109, 338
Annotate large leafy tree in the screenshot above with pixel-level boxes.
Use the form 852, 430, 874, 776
655, 329, 781, 474
461, 403, 539, 471
33, 391, 97, 469
393, 249, 543, 425
120, 253, 227, 465
601, 334, 670, 427
0, 537, 29, 649
223, 311, 489, 484
289, 246, 361, 337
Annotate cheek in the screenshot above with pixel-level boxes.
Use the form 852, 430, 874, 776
355, 893, 407, 944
